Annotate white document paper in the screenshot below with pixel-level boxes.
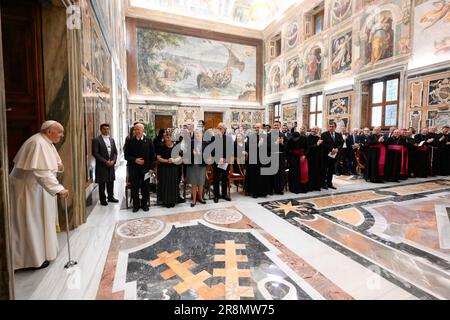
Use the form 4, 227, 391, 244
218, 163, 229, 171
328, 152, 337, 159
144, 172, 151, 181
419, 141, 425, 147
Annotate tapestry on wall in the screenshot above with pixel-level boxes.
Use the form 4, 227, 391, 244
137, 27, 257, 101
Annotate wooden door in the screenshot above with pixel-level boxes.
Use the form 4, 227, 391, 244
155, 115, 172, 131
204, 112, 223, 129
1, 0, 45, 170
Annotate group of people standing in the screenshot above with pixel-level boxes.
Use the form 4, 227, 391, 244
7, 119, 450, 271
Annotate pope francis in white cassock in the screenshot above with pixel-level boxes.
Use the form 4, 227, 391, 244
9, 120, 69, 270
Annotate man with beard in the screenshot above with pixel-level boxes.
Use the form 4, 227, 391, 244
413, 128, 434, 178
306, 126, 324, 191
321, 122, 343, 189
244, 123, 271, 198
287, 131, 309, 193
364, 126, 386, 183
385, 129, 409, 182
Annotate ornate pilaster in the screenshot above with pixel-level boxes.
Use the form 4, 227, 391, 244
65, 0, 86, 227
0, 7, 15, 300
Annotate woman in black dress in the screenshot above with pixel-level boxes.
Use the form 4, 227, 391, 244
157, 133, 182, 208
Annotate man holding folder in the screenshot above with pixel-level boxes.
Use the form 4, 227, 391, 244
124, 123, 155, 212
321, 122, 344, 189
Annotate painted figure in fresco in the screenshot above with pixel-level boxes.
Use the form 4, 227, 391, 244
306, 47, 322, 83
419, 0, 450, 31
287, 59, 300, 88
366, 13, 394, 64
270, 66, 281, 93
332, 0, 352, 20
197, 46, 245, 90
331, 34, 352, 74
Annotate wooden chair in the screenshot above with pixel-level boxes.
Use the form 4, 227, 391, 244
125, 168, 132, 209
228, 158, 245, 196
125, 162, 158, 209
205, 165, 215, 200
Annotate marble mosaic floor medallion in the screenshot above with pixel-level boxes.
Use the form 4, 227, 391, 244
203, 208, 243, 225
116, 218, 165, 239
97, 207, 349, 300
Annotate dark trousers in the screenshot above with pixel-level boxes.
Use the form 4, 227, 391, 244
323, 156, 337, 187
98, 181, 114, 202
213, 165, 229, 198
129, 169, 150, 209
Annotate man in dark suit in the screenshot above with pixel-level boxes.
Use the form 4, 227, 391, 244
321, 122, 344, 189
124, 123, 156, 212
92, 124, 119, 206
210, 123, 234, 203
347, 128, 361, 175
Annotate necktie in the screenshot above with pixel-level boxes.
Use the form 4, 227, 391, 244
332, 133, 335, 141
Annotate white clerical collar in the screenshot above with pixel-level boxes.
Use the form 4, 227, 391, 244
102, 135, 110, 139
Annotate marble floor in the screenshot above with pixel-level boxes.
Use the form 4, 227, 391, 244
14, 166, 450, 300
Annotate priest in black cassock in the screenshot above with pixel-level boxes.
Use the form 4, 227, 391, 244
287, 131, 309, 193
321, 122, 343, 189
306, 126, 324, 191
364, 127, 386, 183
385, 129, 408, 182
244, 123, 271, 198
270, 122, 287, 195
413, 128, 433, 178
428, 126, 442, 176
438, 125, 450, 175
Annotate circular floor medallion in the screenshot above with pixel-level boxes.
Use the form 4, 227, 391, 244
204, 208, 243, 225
116, 218, 164, 239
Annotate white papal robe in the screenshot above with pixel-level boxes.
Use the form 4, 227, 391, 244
9, 133, 65, 269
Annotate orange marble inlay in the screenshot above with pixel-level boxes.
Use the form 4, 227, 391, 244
385, 181, 450, 196
328, 208, 365, 226
150, 250, 225, 300
305, 191, 388, 209
213, 240, 254, 300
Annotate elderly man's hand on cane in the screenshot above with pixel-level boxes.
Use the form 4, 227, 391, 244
58, 189, 70, 198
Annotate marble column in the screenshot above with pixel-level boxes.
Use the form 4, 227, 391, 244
0, 8, 15, 300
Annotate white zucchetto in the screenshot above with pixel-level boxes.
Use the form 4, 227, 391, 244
41, 120, 59, 131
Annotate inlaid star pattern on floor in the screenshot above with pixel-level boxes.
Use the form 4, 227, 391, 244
269, 200, 318, 220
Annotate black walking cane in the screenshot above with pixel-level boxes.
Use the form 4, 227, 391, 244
63, 197, 77, 269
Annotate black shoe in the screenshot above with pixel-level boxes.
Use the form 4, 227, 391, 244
198, 200, 206, 204
178, 197, 186, 203
252, 194, 258, 198
142, 206, 149, 212
214, 197, 219, 203
108, 198, 119, 203
37, 261, 50, 270
132, 207, 140, 213
100, 201, 108, 206
221, 196, 231, 201
190, 203, 196, 207
328, 185, 337, 190
322, 186, 328, 190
